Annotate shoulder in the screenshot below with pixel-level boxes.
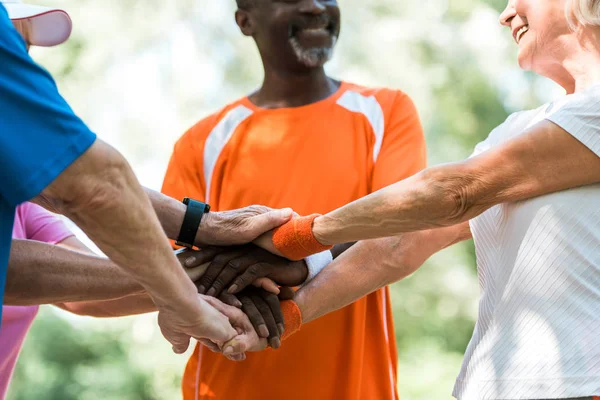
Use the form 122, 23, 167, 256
337, 82, 419, 127
341, 82, 414, 109
174, 98, 250, 154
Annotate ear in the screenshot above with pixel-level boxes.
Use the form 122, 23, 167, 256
235, 10, 255, 37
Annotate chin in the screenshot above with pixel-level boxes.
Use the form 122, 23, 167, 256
516, 49, 534, 71
289, 37, 337, 68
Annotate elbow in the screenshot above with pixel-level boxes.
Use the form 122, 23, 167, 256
420, 163, 491, 226
44, 140, 137, 217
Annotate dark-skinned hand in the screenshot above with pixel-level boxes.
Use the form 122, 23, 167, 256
194, 245, 307, 298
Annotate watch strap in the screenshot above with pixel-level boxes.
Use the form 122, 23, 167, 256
175, 198, 210, 248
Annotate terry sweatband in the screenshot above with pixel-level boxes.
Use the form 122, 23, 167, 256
272, 214, 332, 261
304, 250, 334, 282
281, 300, 302, 341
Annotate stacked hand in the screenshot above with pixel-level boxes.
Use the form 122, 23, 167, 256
176, 244, 305, 358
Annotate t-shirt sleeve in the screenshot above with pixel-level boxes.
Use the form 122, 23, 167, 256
0, 9, 96, 207
161, 128, 207, 203
371, 92, 427, 191
21, 202, 73, 244
546, 85, 600, 157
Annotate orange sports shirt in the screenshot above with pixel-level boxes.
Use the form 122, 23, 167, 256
162, 82, 426, 400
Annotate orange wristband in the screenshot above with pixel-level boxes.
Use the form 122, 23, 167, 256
281, 300, 302, 341
272, 214, 332, 261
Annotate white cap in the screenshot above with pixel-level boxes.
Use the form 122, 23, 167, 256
2, 0, 72, 46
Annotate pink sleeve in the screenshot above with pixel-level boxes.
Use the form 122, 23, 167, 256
20, 203, 74, 244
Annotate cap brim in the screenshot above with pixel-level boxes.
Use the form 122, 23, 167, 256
5, 4, 72, 47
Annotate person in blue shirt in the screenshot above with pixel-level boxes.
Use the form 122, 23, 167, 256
0, 1, 292, 355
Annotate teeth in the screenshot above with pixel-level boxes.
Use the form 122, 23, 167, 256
516, 25, 529, 43
302, 28, 328, 33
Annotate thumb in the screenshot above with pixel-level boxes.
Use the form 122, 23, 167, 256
223, 337, 248, 356
170, 333, 191, 354
253, 208, 293, 232
252, 277, 280, 294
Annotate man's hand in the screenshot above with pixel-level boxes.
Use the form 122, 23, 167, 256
253, 229, 284, 257
194, 245, 308, 297
156, 295, 237, 354
198, 206, 293, 246
201, 295, 268, 361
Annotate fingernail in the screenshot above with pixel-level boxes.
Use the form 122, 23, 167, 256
206, 288, 216, 297
277, 323, 285, 336
234, 300, 242, 308
279, 208, 293, 219
198, 285, 206, 294
185, 256, 196, 267
223, 346, 234, 355
258, 324, 269, 338
228, 285, 238, 294
271, 338, 281, 349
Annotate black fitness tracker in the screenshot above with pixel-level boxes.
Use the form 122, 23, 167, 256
175, 198, 210, 248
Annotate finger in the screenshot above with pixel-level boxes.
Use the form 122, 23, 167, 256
263, 291, 285, 337
252, 277, 280, 294
208, 257, 259, 298
223, 337, 248, 356
170, 333, 191, 354
251, 294, 281, 349
197, 252, 243, 295
227, 263, 267, 294
178, 247, 223, 268
240, 295, 269, 339
186, 262, 211, 282
224, 352, 246, 362
218, 293, 243, 308
199, 339, 221, 353
249, 208, 294, 237
278, 287, 295, 300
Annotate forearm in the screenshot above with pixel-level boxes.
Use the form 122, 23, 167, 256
57, 293, 156, 318
296, 223, 471, 324
312, 164, 477, 245
313, 120, 600, 246
5, 240, 144, 305
37, 139, 198, 307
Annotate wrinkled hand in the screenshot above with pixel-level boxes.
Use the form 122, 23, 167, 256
155, 294, 237, 354
201, 295, 268, 361
203, 288, 295, 358
200, 206, 293, 246
195, 245, 308, 298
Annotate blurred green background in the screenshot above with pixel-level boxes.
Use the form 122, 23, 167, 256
8, 0, 563, 399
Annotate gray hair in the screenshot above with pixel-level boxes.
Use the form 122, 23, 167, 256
567, 0, 600, 27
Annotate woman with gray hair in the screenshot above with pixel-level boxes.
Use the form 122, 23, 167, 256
223, 0, 600, 398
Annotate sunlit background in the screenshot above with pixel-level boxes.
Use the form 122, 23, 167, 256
8, 0, 567, 399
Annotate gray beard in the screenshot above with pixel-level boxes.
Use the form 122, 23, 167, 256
289, 36, 337, 68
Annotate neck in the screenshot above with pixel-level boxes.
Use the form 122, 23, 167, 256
250, 63, 339, 108
545, 29, 600, 94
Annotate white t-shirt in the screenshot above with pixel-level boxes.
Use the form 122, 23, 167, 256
453, 84, 600, 400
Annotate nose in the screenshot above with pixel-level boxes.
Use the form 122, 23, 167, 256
499, 0, 516, 27
299, 0, 326, 14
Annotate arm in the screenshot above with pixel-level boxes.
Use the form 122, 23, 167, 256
54, 236, 157, 317
261, 120, 600, 260
33, 139, 237, 352
312, 120, 600, 245
296, 222, 471, 323
221, 222, 472, 355
145, 188, 291, 247
4, 239, 143, 305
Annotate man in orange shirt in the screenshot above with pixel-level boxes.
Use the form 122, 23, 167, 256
161, 0, 426, 398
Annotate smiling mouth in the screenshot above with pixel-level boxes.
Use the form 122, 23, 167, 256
515, 25, 529, 44
290, 22, 335, 38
